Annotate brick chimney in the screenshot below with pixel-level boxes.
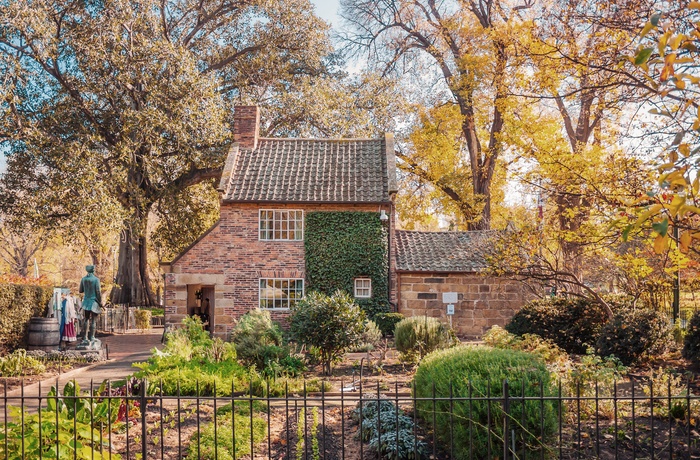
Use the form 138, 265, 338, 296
233, 105, 260, 149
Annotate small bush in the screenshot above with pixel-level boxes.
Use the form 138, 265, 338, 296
483, 325, 568, 366
134, 309, 152, 330
290, 290, 366, 375
506, 297, 609, 354
373, 312, 405, 337
352, 398, 427, 459
682, 310, 700, 365
595, 308, 671, 366
0, 283, 52, 353
414, 346, 558, 459
351, 320, 383, 352
230, 309, 285, 370
394, 316, 453, 362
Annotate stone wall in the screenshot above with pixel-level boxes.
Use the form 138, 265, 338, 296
164, 202, 394, 337
397, 272, 527, 339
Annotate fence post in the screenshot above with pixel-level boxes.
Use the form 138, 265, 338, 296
141, 378, 148, 459
503, 380, 509, 460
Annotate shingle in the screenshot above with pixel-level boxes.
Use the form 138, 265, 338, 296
222, 138, 390, 203
395, 230, 495, 272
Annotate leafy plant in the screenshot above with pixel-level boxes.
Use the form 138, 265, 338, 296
483, 325, 568, 366
394, 316, 454, 362
0, 348, 46, 376
682, 310, 700, 365
413, 346, 558, 459
595, 308, 671, 365
290, 290, 366, 375
0, 381, 121, 459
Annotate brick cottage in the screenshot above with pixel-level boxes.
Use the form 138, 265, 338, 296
162, 106, 527, 338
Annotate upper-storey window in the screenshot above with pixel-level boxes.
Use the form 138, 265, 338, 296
259, 210, 303, 240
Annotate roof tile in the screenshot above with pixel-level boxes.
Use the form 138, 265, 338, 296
395, 230, 495, 272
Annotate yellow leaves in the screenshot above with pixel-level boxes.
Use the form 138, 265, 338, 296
690, 2, 700, 9
654, 234, 669, 253
680, 231, 692, 253
660, 53, 676, 81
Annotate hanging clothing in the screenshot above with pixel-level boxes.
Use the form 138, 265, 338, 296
61, 296, 77, 342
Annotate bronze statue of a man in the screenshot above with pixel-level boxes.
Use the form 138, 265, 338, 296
79, 265, 102, 343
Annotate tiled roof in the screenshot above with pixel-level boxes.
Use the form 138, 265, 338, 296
395, 230, 495, 272
219, 137, 396, 202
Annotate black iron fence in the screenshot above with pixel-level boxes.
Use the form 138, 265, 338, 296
1, 377, 699, 459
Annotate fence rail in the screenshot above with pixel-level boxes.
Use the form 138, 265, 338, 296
1, 376, 699, 459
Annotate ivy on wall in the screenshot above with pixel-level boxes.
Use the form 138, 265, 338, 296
305, 211, 389, 317
0, 284, 53, 353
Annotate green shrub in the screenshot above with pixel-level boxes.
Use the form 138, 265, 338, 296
0, 283, 52, 353
414, 346, 558, 459
373, 312, 404, 337
506, 297, 609, 354
230, 309, 285, 368
595, 308, 671, 366
290, 290, 366, 375
683, 310, 700, 365
394, 316, 453, 362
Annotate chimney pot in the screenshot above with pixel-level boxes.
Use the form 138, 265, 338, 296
233, 105, 260, 149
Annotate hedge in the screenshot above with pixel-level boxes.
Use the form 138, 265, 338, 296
0, 283, 53, 353
414, 346, 558, 459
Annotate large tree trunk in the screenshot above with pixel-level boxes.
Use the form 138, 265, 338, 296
110, 220, 156, 306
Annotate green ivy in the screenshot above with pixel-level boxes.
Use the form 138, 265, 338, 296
0, 284, 53, 353
304, 212, 389, 317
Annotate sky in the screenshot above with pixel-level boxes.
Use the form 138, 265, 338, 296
310, 0, 342, 28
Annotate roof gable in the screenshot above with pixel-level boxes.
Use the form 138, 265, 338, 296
395, 230, 495, 272
219, 136, 395, 203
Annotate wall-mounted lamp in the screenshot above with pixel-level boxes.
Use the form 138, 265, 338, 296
379, 210, 389, 221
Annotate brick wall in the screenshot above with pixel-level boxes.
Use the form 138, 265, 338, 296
397, 272, 527, 339
165, 202, 394, 337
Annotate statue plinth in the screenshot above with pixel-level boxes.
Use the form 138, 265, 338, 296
76, 338, 102, 351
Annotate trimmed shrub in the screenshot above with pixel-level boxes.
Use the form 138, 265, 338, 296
596, 308, 671, 366
230, 309, 284, 370
683, 310, 700, 365
290, 290, 366, 375
394, 316, 454, 362
483, 325, 568, 366
414, 346, 558, 459
506, 297, 609, 354
373, 312, 405, 337
0, 283, 53, 353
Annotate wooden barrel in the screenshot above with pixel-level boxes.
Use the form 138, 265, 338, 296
26, 317, 60, 351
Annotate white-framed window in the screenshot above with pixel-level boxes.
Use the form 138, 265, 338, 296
354, 278, 372, 298
259, 210, 304, 240
259, 278, 304, 309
